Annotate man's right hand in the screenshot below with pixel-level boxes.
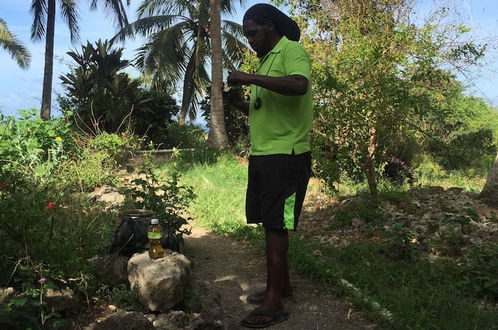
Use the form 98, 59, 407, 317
227, 71, 252, 86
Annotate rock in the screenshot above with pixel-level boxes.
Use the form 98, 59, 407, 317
128, 251, 191, 312
153, 311, 190, 329
189, 280, 224, 328
448, 187, 464, 194
90, 311, 154, 330
414, 225, 426, 233
0, 287, 15, 306
143, 314, 156, 323
351, 217, 364, 228
186, 313, 223, 330
427, 186, 444, 193
340, 240, 351, 248
45, 287, 78, 314
312, 249, 322, 257
91, 185, 125, 206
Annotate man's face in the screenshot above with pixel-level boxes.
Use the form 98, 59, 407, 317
243, 19, 271, 58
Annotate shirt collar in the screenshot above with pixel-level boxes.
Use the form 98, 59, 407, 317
260, 36, 288, 63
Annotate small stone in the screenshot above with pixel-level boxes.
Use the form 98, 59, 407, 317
143, 314, 156, 323
340, 240, 351, 247
312, 249, 322, 257
91, 311, 154, 330
0, 287, 15, 306
153, 311, 189, 329
45, 287, 78, 314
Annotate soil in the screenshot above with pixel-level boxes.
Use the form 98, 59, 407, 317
183, 223, 377, 330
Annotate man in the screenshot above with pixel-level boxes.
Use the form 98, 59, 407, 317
227, 3, 313, 328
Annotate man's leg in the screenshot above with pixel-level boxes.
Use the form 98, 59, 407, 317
265, 228, 293, 301
241, 228, 290, 325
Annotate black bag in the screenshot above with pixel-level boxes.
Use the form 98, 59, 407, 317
110, 216, 180, 257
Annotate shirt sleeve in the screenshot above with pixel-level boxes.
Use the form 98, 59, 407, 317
282, 42, 311, 79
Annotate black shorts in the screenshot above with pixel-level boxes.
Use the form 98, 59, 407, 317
246, 151, 311, 231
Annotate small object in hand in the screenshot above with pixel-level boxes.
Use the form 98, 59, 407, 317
254, 97, 262, 110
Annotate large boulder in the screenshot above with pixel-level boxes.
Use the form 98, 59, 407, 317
88, 311, 154, 330
127, 251, 191, 312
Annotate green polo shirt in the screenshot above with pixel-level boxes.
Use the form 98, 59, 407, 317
249, 36, 313, 155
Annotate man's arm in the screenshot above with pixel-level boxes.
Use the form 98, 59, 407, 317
227, 71, 309, 96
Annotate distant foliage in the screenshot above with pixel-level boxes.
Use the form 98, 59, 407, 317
58, 40, 179, 143
277, 0, 494, 195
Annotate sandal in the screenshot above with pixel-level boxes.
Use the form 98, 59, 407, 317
240, 309, 289, 328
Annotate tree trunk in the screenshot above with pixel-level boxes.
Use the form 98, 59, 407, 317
480, 152, 498, 205
207, 0, 229, 150
40, 0, 56, 120
365, 126, 378, 199
178, 98, 188, 125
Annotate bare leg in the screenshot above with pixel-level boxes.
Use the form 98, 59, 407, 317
241, 228, 290, 325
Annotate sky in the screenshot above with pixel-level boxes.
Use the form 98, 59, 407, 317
1, 0, 498, 119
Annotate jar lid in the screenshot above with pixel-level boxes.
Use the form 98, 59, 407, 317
151, 218, 159, 225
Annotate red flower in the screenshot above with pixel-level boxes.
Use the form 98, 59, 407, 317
47, 202, 55, 210
0, 183, 7, 190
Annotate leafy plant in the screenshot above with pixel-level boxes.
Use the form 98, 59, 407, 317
59, 40, 179, 136
123, 156, 196, 237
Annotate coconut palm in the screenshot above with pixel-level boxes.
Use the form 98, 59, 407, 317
207, 0, 229, 149
112, 0, 247, 125
30, 0, 130, 120
0, 18, 31, 69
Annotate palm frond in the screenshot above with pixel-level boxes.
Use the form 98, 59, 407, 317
60, 0, 80, 43
30, 0, 47, 40
0, 18, 31, 68
222, 30, 247, 71
111, 15, 178, 42
221, 20, 245, 40
134, 24, 189, 82
90, 0, 129, 27
221, 0, 245, 15
137, 0, 193, 18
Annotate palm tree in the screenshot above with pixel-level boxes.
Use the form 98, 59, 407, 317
112, 0, 246, 125
207, 0, 229, 149
0, 18, 31, 69
30, 0, 130, 120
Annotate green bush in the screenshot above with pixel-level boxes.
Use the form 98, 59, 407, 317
123, 156, 196, 237
90, 132, 141, 167
457, 244, 498, 300
0, 109, 74, 179
158, 122, 206, 149
55, 150, 116, 192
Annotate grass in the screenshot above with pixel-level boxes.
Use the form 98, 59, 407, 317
157, 153, 498, 330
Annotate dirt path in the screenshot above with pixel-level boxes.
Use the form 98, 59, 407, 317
183, 223, 377, 330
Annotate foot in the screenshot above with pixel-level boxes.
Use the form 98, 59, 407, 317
247, 287, 293, 305
240, 303, 289, 328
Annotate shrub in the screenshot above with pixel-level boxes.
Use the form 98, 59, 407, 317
89, 131, 141, 167
122, 156, 196, 237
158, 122, 206, 149
0, 109, 74, 179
